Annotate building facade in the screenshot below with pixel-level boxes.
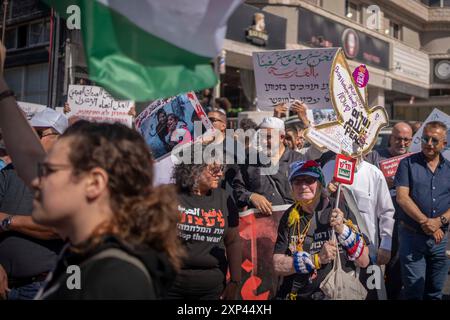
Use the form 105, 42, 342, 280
1, 0, 449, 122
223, 0, 450, 121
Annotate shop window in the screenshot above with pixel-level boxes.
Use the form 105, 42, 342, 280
29, 20, 50, 46
4, 28, 17, 49
389, 21, 402, 40
4, 63, 49, 104
17, 25, 28, 48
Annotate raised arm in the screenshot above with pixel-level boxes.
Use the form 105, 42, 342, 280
0, 43, 45, 186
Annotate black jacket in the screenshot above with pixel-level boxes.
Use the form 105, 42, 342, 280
232, 148, 305, 208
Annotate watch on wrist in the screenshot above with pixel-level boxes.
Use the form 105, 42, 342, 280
0, 215, 13, 231
440, 215, 449, 227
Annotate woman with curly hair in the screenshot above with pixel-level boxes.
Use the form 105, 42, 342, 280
30, 121, 184, 300
168, 145, 241, 300
0, 42, 181, 299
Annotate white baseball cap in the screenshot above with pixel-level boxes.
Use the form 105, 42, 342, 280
259, 117, 285, 133
30, 108, 68, 134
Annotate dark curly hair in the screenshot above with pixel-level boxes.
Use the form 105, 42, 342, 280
172, 142, 220, 193
61, 120, 183, 270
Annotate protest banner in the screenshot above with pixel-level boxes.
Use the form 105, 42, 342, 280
253, 48, 369, 126
333, 154, 357, 185
409, 108, 450, 161
304, 49, 388, 157
66, 85, 134, 127
379, 153, 413, 178
238, 205, 290, 300
253, 48, 337, 111
17, 101, 47, 120
135, 92, 213, 160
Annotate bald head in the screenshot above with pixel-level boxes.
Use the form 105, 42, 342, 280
392, 122, 413, 136
389, 122, 413, 156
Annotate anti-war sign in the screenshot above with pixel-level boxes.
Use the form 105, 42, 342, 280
409, 108, 450, 161
253, 48, 336, 112
67, 85, 134, 127
304, 49, 388, 157
253, 48, 368, 126
238, 205, 290, 300
135, 92, 213, 160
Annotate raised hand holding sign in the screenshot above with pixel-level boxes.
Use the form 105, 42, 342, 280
305, 49, 388, 157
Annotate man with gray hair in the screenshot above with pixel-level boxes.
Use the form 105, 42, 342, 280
396, 121, 450, 300
232, 102, 318, 215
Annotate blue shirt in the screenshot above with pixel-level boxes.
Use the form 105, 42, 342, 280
394, 152, 450, 232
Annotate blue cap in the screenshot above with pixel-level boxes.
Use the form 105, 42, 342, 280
288, 160, 325, 186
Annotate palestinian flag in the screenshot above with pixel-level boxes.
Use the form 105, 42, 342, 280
44, 0, 242, 101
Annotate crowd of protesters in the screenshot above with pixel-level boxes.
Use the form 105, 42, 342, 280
0, 43, 449, 301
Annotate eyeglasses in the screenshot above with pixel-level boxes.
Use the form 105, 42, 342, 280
37, 162, 72, 179
207, 165, 225, 176
36, 130, 59, 139
292, 176, 317, 186
209, 117, 225, 124
393, 137, 412, 143
421, 135, 441, 146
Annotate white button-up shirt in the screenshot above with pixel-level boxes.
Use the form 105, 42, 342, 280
323, 160, 395, 252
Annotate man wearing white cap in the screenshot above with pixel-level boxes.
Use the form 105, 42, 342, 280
29, 108, 68, 152
233, 105, 317, 215
0, 108, 67, 299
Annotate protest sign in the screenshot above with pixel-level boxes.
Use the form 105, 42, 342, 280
153, 154, 175, 186
304, 49, 388, 157
333, 154, 357, 184
17, 101, 47, 120
409, 108, 450, 161
253, 48, 369, 125
238, 205, 290, 300
379, 153, 413, 178
135, 92, 213, 160
67, 85, 134, 127
253, 48, 337, 112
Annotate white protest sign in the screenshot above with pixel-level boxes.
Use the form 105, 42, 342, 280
153, 154, 175, 186
410, 108, 450, 161
305, 49, 388, 157
253, 48, 338, 111
67, 85, 134, 127
17, 101, 47, 120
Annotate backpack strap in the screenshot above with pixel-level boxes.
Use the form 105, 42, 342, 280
84, 248, 154, 295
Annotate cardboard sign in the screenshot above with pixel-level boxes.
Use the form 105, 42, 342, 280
253, 48, 338, 111
379, 153, 412, 178
135, 92, 212, 160
238, 205, 290, 300
304, 49, 388, 157
333, 154, 356, 185
409, 108, 450, 161
17, 101, 47, 120
67, 85, 134, 127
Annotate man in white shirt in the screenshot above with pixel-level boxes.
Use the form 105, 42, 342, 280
323, 159, 395, 266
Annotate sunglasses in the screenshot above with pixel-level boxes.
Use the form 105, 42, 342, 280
421, 135, 441, 146
292, 176, 317, 186
37, 162, 72, 179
